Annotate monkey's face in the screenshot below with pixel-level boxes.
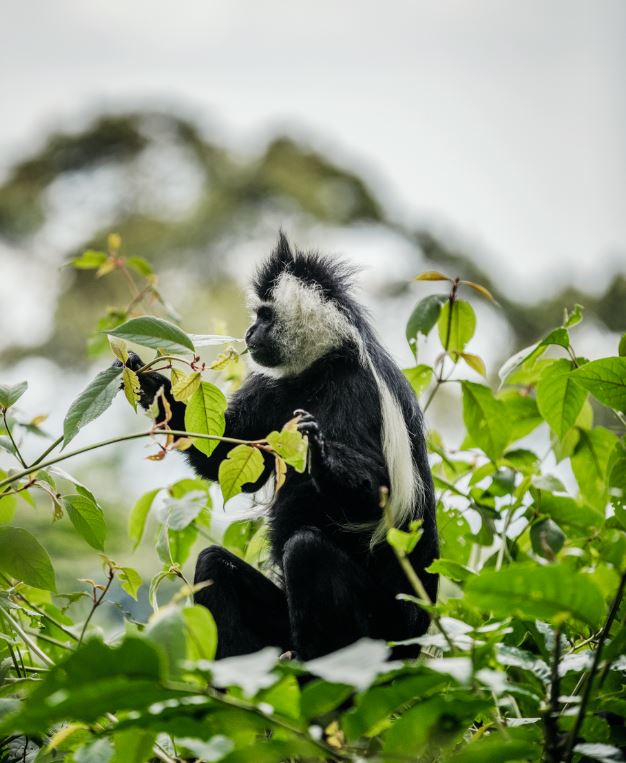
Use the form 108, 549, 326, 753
245, 304, 284, 368
247, 273, 354, 376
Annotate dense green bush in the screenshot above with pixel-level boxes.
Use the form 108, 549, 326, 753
0, 239, 625, 762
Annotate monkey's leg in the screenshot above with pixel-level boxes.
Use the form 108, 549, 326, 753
194, 546, 290, 660
282, 527, 372, 660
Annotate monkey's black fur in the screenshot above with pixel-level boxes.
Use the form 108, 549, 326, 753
129, 234, 438, 661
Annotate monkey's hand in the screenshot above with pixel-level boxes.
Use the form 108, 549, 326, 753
113, 351, 170, 410
294, 409, 326, 476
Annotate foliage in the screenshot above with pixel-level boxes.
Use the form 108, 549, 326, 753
0, 244, 625, 762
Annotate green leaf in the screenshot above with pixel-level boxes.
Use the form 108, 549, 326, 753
300, 680, 352, 720
571, 357, 626, 413
74, 739, 113, 763
499, 390, 542, 441
406, 294, 447, 350
118, 567, 142, 600
218, 445, 265, 504
145, 608, 186, 678
266, 423, 308, 473
0, 637, 174, 734
383, 694, 486, 757
403, 365, 433, 396
160, 490, 207, 530
184, 382, 227, 457
460, 352, 486, 377
107, 316, 194, 355
343, 673, 449, 740
0, 526, 56, 591
438, 300, 476, 353
465, 563, 605, 628
450, 735, 536, 763
128, 488, 160, 550
564, 303, 584, 329
427, 558, 476, 582
461, 382, 511, 461
62, 494, 106, 551
183, 604, 218, 661
619, 333, 626, 357
63, 365, 122, 447
125, 256, 154, 278
416, 270, 451, 281
387, 524, 422, 554
536, 359, 587, 438
571, 427, 617, 508
122, 366, 140, 411
112, 729, 156, 763
108, 336, 128, 362
0, 381, 28, 410
71, 249, 107, 270
539, 493, 603, 531
0, 477, 17, 523
530, 519, 565, 559
171, 369, 202, 403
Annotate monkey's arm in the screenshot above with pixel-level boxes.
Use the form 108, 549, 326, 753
295, 411, 387, 514
125, 354, 273, 490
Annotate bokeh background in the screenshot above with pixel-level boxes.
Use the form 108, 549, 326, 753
1, 1, 625, 616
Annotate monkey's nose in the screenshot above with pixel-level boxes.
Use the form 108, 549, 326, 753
245, 326, 257, 348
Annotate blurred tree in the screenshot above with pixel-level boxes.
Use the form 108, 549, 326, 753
0, 110, 623, 366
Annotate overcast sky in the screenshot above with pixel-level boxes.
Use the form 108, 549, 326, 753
1, 0, 625, 296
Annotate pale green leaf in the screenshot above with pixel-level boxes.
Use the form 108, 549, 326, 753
571, 357, 626, 413
465, 563, 605, 628
0, 526, 56, 591
403, 365, 433, 396
461, 382, 511, 461
438, 300, 476, 353
63, 365, 122, 447
107, 316, 194, 355
0, 381, 28, 410
184, 382, 227, 457
536, 359, 586, 438
218, 445, 265, 504
63, 494, 106, 551
128, 488, 160, 550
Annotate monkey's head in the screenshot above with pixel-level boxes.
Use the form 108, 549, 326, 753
245, 233, 361, 376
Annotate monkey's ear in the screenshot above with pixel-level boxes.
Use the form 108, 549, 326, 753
274, 230, 294, 264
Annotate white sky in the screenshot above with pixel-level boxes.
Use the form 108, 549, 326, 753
1, 0, 625, 295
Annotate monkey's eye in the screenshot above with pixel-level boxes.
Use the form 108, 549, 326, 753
256, 305, 274, 322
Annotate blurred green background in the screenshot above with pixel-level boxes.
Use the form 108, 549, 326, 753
0, 1, 624, 624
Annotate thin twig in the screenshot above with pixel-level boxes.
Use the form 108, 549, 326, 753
29, 435, 63, 467
381, 492, 454, 651
0, 429, 266, 490
0, 606, 53, 666
2, 410, 27, 468
563, 571, 626, 762
78, 567, 115, 645
542, 625, 562, 762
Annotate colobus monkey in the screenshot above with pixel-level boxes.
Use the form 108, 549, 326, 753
128, 234, 438, 660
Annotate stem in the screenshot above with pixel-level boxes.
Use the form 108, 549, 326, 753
0, 606, 53, 667
0, 429, 264, 490
422, 278, 459, 413
563, 571, 626, 762
136, 356, 194, 374
495, 502, 515, 571
29, 435, 63, 467
381, 496, 454, 651
78, 567, 115, 645
542, 626, 562, 763
2, 410, 27, 468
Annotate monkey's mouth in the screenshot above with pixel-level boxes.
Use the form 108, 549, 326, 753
246, 341, 283, 368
